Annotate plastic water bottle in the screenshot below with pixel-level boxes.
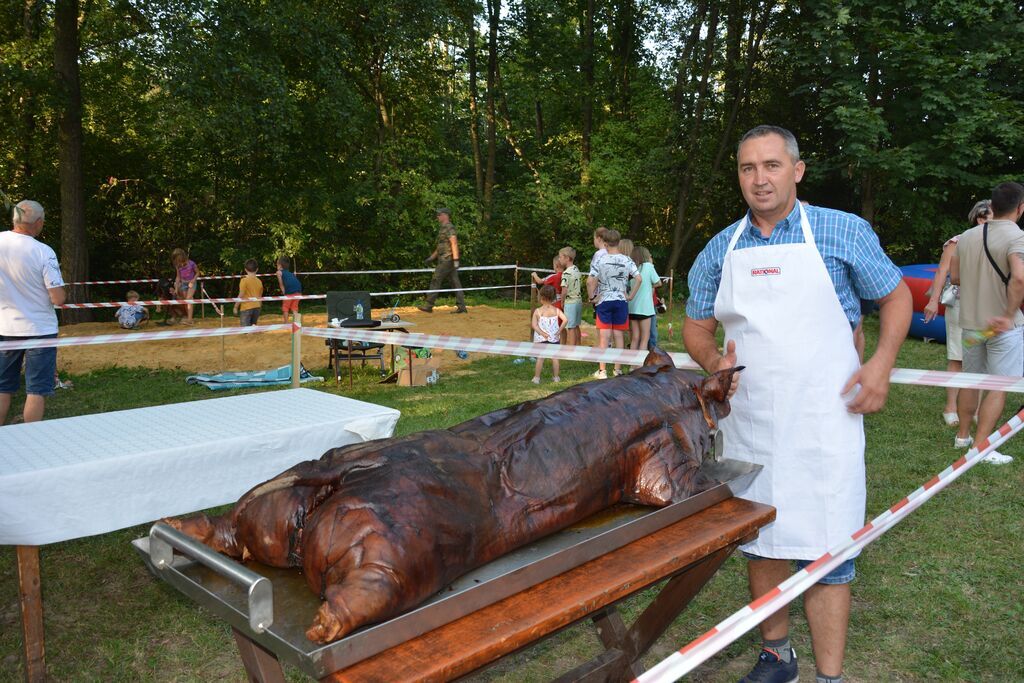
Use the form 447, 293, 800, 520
354, 302, 364, 320
512, 357, 527, 364
456, 350, 469, 359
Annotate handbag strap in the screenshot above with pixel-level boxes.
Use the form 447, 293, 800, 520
982, 222, 1010, 287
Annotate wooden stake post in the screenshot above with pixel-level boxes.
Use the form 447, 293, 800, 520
668, 268, 674, 314
291, 313, 302, 388
513, 263, 519, 309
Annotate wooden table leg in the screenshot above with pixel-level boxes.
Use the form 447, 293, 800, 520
556, 543, 736, 682
347, 341, 354, 388
232, 628, 287, 683
591, 608, 643, 678
620, 544, 734, 660
16, 545, 46, 683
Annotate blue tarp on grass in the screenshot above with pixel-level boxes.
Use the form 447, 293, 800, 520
185, 364, 324, 390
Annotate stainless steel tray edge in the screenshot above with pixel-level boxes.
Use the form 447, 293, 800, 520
133, 458, 761, 678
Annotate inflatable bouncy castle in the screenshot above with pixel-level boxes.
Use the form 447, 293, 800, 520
900, 264, 946, 343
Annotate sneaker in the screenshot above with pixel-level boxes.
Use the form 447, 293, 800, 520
416, 305, 433, 313
942, 412, 959, 426
592, 369, 607, 380
451, 308, 468, 314
954, 435, 973, 448
612, 369, 624, 377
982, 451, 1013, 465
552, 376, 560, 383
738, 647, 798, 683
531, 377, 541, 385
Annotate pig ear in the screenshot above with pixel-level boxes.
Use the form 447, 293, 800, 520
643, 346, 676, 368
700, 366, 744, 403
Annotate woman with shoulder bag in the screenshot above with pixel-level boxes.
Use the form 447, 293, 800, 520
924, 199, 992, 425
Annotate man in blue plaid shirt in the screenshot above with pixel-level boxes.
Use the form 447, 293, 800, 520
683, 125, 911, 683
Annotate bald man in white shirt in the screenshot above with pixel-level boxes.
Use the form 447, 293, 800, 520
0, 200, 66, 424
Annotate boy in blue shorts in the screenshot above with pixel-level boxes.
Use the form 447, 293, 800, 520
586, 229, 640, 379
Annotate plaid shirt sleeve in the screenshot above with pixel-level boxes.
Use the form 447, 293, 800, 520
685, 224, 736, 320
848, 217, 903, 300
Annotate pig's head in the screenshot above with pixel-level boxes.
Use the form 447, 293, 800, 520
696, 366, 742, 428
640, 346, 741, 431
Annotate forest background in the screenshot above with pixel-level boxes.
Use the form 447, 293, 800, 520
2, 0, 1023, 319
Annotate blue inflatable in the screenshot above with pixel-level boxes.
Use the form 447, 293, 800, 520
900, 264, 946, 343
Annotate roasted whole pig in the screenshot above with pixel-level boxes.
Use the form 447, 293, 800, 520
167, 348, 738, 643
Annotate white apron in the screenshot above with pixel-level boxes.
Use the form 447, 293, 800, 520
714, 204, 865, 560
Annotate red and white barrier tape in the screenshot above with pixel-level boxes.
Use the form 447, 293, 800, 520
302, 327, 699, 368
54, 283, 533, 309
298, 264, 516, 276
63, 264, 519, 286
635, 407, 1024, 683
302, 327, 1024, 393
55, 294, 326, 309
0, 323, 293, 351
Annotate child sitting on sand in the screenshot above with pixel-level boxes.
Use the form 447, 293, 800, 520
115, 290, 149, 329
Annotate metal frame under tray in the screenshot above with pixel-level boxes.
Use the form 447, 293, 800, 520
132, 458, 760, 678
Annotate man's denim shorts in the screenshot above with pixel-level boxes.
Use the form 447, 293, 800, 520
742, 551, 856, 585
0, 334, 58, 396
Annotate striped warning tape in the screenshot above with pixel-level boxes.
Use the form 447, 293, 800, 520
634, 407, 1024, 683
0, 323, 293, 351
302, 327, 699, 369
302, 327, 1024, 393
63, 264, 519, 286
297, 264, 517, 276
53, 283, 534, 309
55, 294, 326, 309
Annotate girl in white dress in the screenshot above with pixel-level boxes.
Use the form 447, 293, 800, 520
531, 285, 568, 384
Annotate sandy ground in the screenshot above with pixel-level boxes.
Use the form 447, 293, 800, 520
56, 303, 597, 376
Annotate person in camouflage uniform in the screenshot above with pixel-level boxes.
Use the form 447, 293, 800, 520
418, 208, 467, 313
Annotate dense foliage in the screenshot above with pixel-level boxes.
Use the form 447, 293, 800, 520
2, 0, 1022, 290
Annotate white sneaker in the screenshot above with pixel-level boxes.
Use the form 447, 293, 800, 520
552, 376, 560, 383
613, 369, 624, 377
531, 377, 541, 385
942, 412, 959, 426
592, 369, 607, 379
954, 435, 973, 448
982, 451, 1013, 465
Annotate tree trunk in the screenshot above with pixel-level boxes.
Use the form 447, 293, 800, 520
483, 0, 500, 224
861, 172, 875, 225
20, 0, 43, 185
691, 0, 774, 239
666, 3, 721, 276
54, 0, 89, 323
671, 0, 709, 112
611, 0, 634, 117
467, 11, 483, 202
580, 0, 594, 224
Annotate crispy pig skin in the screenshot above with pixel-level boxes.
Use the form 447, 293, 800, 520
167, 348, 738, 643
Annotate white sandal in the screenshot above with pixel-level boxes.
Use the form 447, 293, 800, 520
942, 412, 959, 426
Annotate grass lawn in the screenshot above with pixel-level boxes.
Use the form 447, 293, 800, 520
1, 313, 1021, 682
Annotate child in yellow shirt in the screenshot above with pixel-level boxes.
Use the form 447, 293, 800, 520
234, 259, 263, 326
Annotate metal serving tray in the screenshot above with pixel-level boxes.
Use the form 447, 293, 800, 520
133, 458, 760, 678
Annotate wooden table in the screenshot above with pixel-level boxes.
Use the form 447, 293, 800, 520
2, 390, 401, 683
232, 496, 774, 682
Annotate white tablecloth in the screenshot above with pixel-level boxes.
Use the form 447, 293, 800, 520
0, 388, 400, 545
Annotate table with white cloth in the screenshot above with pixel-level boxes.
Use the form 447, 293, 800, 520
0, 388, 401, 682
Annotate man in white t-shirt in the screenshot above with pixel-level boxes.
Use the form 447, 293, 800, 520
0, 200, 66, 424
